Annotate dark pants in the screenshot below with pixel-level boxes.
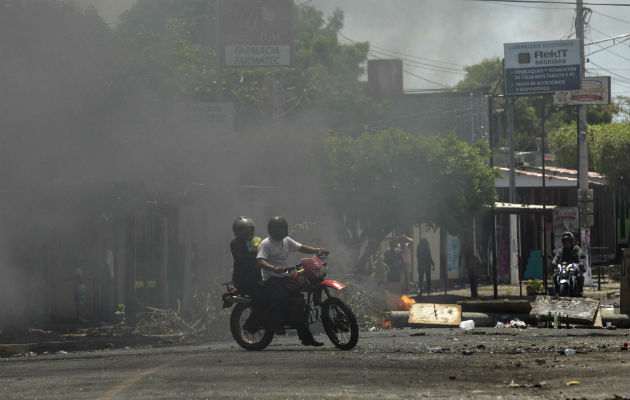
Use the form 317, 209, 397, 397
263, 277, 314, 341
417, 265, 431, 294
467, 267, 478, 298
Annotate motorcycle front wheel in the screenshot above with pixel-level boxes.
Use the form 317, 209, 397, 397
230, 303, 273, 351
559, 282, 569, 297
321, 297, 359, 350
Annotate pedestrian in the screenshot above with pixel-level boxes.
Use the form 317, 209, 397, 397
416, 238, 435, 296
459, 242, 480, 298
397, 234, 413, 295
383, 240, 402, 294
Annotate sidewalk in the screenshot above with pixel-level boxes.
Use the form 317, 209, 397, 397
0, 323, 181, 357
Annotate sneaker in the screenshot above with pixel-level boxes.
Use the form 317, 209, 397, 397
301, 338, 324, 347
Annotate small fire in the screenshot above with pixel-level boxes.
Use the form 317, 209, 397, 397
398, 295, 416, 311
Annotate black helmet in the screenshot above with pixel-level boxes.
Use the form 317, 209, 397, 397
232, 216, 255, 240
267, 216, 288, 241
561, 231, 575, 245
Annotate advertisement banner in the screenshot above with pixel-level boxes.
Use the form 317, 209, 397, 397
553, 76, 611, 105
222, 0, 293, 67
504, 40, 581, 95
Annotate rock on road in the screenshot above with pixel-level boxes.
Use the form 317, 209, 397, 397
1, 328, 629, 399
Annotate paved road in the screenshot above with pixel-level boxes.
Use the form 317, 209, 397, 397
1, 328, 629, 399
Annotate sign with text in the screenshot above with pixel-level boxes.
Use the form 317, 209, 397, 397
173, 103, 234, 133
222, 0, 293, 67
504, 40, 581, 95
554, 76, 611, 106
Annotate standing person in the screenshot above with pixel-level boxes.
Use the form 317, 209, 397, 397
257, 216, 329, 347
416, 238, 435, 296
460, 242, 480, 298
397, 234, 413, 295
383, 240, 402, 294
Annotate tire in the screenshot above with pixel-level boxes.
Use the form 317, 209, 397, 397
559, 283, 568, 297
321, 297, 359, 350
230, 303, 273, 351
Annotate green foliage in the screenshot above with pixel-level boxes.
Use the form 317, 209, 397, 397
526, 279, 544, 293
370, 252, 389, 285
455, 58, 620, 151
591, 123, 630, 193
117, 2, 385, 127
133, 279, 231, 341
322, 128, 497, 271
456, 57, 503, 92
338, 286, 389, 329
549, 122, 630, 193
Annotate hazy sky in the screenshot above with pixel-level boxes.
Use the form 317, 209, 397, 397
75, 0, 629, 97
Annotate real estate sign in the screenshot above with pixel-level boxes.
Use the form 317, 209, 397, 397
504, 40, 581, 95
222, 0, 293, 67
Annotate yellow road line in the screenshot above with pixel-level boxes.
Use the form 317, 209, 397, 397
97, 354, 198, 400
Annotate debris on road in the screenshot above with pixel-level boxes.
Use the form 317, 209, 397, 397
459, 320, 475, 330
567, 380, 580, 386
409, 303, 461, 326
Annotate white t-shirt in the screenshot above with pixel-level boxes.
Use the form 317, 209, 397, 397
257, 236, 302, 281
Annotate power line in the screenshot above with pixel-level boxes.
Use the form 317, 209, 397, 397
403, 69, 453, 89
338, 30, 466, 68
589, 61, 630, 83
472, 0, 629, 6
592, 10, 629, 24
368, 49, 466, 75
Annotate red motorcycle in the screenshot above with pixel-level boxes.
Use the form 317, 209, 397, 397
222, 255, 359, 351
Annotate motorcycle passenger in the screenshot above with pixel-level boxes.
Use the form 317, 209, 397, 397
230, 217, 263, 330
552, 231, 585, 296
230, 217, 262, 293
257, 216, 329, 347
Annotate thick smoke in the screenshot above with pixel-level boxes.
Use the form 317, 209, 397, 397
0, 1, 340, 329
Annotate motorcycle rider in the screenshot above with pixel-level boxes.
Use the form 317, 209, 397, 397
257, 216, 329, 347
552, 231, 585, 296
230, 217, 263, 327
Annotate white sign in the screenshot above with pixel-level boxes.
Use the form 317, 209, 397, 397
225, 45, 291, 66
222, 0, 293, 67
554, 76, 611, 105
552, 207, 579, 249
504, 40, 581, 95
173, 103, 234, 133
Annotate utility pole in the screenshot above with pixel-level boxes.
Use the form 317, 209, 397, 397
576, 0, 589, 205
576, 0, 594, 284
507, 97, 516, 204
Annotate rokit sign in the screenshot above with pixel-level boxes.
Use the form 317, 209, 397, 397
504, 40, 581, 95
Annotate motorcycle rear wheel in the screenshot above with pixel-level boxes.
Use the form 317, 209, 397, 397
230, 303, 273, 351
321, 297, 359, 350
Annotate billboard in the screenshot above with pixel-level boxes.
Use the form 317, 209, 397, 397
553, 76, 611, 106
222, 0, 293, 67
504, 40, 581, 95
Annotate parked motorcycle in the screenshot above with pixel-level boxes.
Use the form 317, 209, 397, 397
222, 254, 359, 351
553, 262, 582, 297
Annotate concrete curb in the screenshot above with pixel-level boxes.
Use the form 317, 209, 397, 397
0, 334, 181, 357
390, 311, 630, 328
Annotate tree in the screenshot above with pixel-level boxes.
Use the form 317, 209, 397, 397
455, 58, 621, 150
322, 128, 497, 273
548, 122, 630, 193
117, 2, 385, 128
